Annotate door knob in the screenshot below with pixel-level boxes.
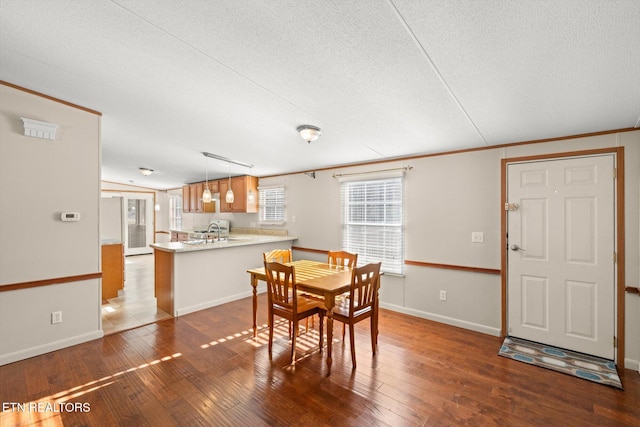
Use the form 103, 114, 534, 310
511, 244, 526, 252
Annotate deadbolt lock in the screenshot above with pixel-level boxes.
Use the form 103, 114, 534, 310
504, 202, 519, 211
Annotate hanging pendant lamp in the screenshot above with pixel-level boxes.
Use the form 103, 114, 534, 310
247, 166, 255, 204
202, 154, 212, 203
225, 161, 235, 203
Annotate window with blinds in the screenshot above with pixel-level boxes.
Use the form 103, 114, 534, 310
259, 186, 286, 224
169, 194, 182, 230
341, 177, 404, 275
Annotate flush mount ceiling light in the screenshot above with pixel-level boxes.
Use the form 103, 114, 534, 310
139, 167, 154, 176
297, 125, 322, 144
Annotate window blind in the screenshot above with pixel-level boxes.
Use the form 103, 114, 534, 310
169, 194, 182, 230
258, 186, 286, 224
341, 177, 404, 275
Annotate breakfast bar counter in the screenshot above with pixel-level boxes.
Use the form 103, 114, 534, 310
151, 234, 297, 317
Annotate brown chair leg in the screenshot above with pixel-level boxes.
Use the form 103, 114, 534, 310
268, 315, 274, 359
370, 314, 376, 355
318, 313, 324, 351
290, 319, 297, 364
349, 323, 356, 369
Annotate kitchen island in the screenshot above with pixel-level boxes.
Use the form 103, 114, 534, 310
150, 234, 296, 317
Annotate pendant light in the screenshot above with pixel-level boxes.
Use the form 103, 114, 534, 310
202, 154, 212, 203
247, 166, 255, 205
225, 161, 235, 203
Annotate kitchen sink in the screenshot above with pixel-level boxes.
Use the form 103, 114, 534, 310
183, 239, 206, 245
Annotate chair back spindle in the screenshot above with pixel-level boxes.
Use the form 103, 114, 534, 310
263, 249, 292, 264
327, 250, 358, 268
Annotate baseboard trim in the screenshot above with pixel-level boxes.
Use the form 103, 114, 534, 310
379, 302, 502, 337
624, 357, 639, 371
176, 291, 255, 317
0, 330, 104, 366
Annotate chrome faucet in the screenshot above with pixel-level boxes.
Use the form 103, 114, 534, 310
207, 222, 221, 241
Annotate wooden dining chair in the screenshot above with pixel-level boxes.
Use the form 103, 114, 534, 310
327, 250, 358, 268
264, 261, 325, 365
263, 249, 316, 332
263, 249, 292, 264
328, 250, 358, 336
332, 262, 381, 369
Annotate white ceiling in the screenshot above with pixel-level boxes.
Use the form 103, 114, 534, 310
2, 1, 639, 190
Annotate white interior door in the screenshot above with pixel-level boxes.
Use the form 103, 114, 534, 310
124, 194, 154, 256
507, 155, 616, 360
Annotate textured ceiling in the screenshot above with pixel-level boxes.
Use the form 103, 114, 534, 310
1, 0, 639, 189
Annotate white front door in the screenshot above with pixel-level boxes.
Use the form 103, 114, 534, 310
507, 155, 616, 359
123, 194, 154, 256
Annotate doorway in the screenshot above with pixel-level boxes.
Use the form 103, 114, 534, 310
124, 193, 154, 256
100, 190, 168, 334
501, 148, 625, 363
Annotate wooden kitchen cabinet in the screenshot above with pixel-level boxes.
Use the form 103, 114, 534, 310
182, 185, 191, 213
170, 231, 189, 242
219, 175, 258, 213
204, 180, 218, 194
190, 182, 201, 212
182, 182, 216, 213
102, 243, 124, 300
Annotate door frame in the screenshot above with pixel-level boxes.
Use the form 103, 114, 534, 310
500, 147, 625, 364
123, 193, 155, 255
101, 189, 157, 253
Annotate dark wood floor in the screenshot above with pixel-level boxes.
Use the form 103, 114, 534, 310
2, 294, 639, 426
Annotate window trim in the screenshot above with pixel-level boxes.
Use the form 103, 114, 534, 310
258, 185, 286, 225
340, 175, 405, 275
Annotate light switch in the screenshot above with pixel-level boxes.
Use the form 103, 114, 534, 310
471, 232, 484, 243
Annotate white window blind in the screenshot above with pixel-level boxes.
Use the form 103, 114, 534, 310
259, 186, 286, 224
341, 177, 404, 275
169, 194, 182, 230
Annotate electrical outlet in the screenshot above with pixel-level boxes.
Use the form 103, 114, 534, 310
439, 290, 447, 301
471, 232, 484, 243
292, 215, 296, 223
51, 311, 62, 324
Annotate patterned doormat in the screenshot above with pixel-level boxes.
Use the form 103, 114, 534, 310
498, 336, 622, 389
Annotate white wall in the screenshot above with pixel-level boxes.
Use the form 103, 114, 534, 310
101, 182, 171, 244
0, 83, 103, 365
260, 130, 640, 369
100, 196, 123, 241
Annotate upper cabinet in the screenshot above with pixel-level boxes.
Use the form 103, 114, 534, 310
204, 180, 218, 194
182, 177, 257, 214
182, 181, 216, 213
182, 185, 191, 213
219, 175, 258, 213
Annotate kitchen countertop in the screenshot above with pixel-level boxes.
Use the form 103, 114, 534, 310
150, 234, 297, 253
101, 239, 123, 245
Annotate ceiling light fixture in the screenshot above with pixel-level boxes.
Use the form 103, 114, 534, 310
225, 161, 235, 203
297, 125, 322, 144
247, 166, 255, 205
202, 154, 212, 203
139, 167, 154, 176
202, 151, 253, 168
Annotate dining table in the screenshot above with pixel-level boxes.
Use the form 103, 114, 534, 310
247, 259, 376, 376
